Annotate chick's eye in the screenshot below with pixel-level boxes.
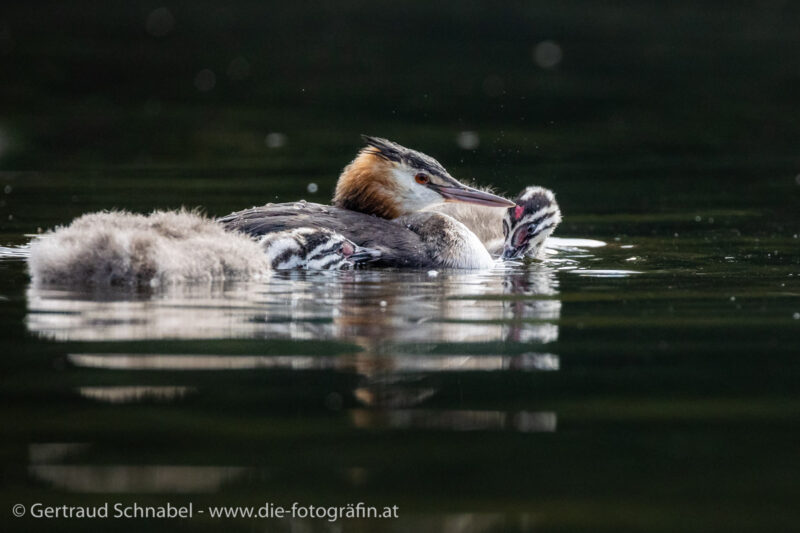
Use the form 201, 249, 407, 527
415, 173, 429, 184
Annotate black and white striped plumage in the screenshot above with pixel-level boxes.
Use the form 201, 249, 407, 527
260, 228, 380, 270
501, 187, 562, 260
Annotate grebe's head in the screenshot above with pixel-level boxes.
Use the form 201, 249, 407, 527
333, 135, 515, 219
260, 228, 381, 270
501, 186, 561, 260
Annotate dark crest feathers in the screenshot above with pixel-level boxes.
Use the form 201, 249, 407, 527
360, 134, 449, 179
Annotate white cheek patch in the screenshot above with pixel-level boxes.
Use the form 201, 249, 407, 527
391, 167, 442, 211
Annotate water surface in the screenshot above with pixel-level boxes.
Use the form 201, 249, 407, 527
1, 167, 798, 532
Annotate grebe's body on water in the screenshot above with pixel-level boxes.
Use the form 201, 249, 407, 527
220, 136, 515, 269
221, 201, 495, 269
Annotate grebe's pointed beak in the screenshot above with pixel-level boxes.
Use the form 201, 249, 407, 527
431, 184, 516, 208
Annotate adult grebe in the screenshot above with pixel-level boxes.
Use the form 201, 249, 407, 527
28, 211, 378, 286
220, 136, 513, 269
428, 186, 562, 259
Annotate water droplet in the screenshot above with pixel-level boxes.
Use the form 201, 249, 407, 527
145, 7, 174, 37
3, 184, 11, 194
427, 270, 439, 277
265, 132, 286, 149
306, 182, 318, 194
793, 312, 800, 320
456, 131, 480, 150
379, 301, 387, 307
694, 215, 702, 222
730, 296, 736, 302
533, 40, 563, 69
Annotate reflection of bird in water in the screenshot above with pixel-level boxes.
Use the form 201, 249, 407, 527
429, 186, 562, 259
28, 211, 376, 286
26, 267, 564, 410
26, 267, 563, 349
220, 136, 514, 269
502, 265, 561, 344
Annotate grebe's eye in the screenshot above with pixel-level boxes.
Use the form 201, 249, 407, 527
414, 173, 429, 185
341, 242, 355, 257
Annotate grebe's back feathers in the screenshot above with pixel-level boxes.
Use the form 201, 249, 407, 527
220, 202, 433, 268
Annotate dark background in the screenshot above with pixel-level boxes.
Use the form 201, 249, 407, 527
2, 1, 799, 171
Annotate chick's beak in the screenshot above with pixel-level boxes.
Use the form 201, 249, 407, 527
348, 246, 382, 264
501, 246, 525, 260
431, 184, 516, 208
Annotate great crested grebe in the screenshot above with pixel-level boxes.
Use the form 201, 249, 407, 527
220, 136, 514, 269
428, 185, 562, 259
28, 211, 377, 286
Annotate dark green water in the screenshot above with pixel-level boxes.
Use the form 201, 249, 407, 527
2, 2, 800, 532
